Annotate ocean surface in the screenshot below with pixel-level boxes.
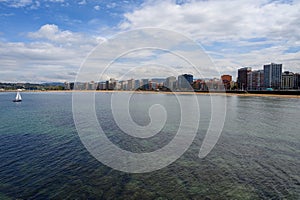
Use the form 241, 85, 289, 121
0, 92, 299, 199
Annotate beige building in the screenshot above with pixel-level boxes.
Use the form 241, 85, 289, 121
281, 71, 294, 90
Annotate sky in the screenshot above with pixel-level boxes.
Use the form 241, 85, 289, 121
0, 0, 300, 82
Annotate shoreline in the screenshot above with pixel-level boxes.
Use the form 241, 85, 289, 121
2, 89, 300, 98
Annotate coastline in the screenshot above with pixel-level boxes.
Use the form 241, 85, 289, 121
2, 89, 300, 98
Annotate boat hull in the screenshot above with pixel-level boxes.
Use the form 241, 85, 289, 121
13, 100, 22, 102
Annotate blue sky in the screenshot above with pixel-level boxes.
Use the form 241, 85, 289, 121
0, 0, 142, 41
0, 0, 300, 82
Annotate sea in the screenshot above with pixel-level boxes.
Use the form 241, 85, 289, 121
0, 92, 299, 199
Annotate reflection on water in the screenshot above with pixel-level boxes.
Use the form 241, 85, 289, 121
0, 92, 299, 199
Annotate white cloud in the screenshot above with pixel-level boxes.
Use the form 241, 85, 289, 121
28, 24, 76, 42
78, 0, 86, 5
0, 24, 104, 82
28, 24, 101, 46
120, 0, 300, 41
2, 0, 33, 8
0, 41, 81, 82
47, 0, 64, 2
119, 0, 300, 78
106, 2, 116, 9
74, 28, 219, 82
30, 0, 40, 9
0, 13, 15, 17
94, 5, 100, 10
2, 1, 300, 82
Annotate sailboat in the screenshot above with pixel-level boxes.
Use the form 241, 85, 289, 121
13, 91, 22, 102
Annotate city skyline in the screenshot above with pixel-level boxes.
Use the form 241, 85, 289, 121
1, 0, 300, 82
70, 62, 299, 91
8, 62, 292, 91
1, 60, 299, 84
2, 62, 300, 90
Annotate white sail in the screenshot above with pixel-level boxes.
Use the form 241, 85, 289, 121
16, 92, 22, 101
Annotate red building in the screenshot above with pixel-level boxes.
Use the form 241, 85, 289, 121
221, 75, 232, 90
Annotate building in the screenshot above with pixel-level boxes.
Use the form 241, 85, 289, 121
149, 81, 157, 90
74, 82, 86, 90
221, 75, 232, 90
105, 78, 117, 90
151, 78, 166, 85
205, 78, 223, 90
281, 71, 294, 90
64, 82, 74, 90
127, 79, 134, 90
134, 80, 140, 90
98, 82, 106, 90
150, 78, 165, 90
247, 70, 264, 90
192, 79, 207, 91
293, 73, 300, 89
237, 67, 251, 90
118, 80, 126, 90
165, 76, 177, 91
141, 79, 149, 90
263, 63, 282, 89
85, 81, 96, 90
178, 74, 193, 90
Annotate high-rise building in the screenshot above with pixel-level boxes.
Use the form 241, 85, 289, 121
237, 67, 251, 90
134, 80, 140, 90
74, 82, 85, 90
98, 82, 106, 90
119, 80, 126, 90
127, 79, 134, 90
263, 63, 282, 89
89, 81, 96, 90
281, 71, 294, 90
293, 73, 300, 89
85, 81, 96, 90
64, 82, 70, 90
105, 78, 117, 90
221, 75, 232, 90
165, 76, 177, 91
178, 74, 193, 90
247, 70, 264, 90
141, 79, 149, 90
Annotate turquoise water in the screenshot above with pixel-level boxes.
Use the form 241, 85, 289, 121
0, 92, 299, 199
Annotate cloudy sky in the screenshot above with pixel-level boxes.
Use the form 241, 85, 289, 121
0, 0, 300, 82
